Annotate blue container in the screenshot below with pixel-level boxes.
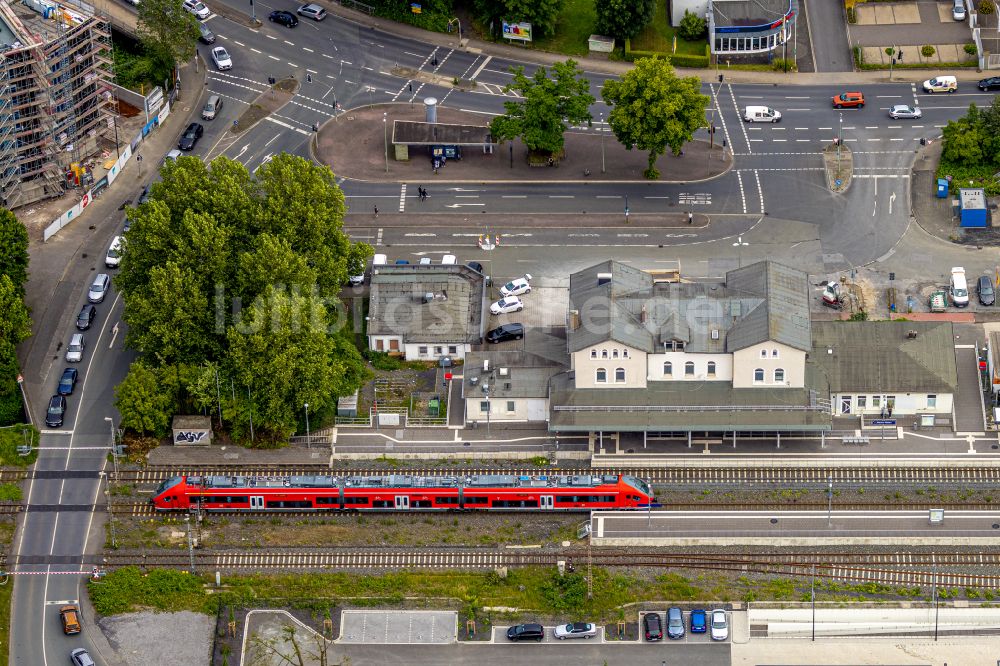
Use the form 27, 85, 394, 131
936, 178, 949, 198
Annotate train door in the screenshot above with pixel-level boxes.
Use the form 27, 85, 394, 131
540, 495, 554, 510
250, 496, 265, 510
394, 495, 410, 510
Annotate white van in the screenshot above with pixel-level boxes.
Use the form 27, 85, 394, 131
923, 76, 957, 93
441, 254, 457, 265
372, 253, 387, 266
743, 106, 782, 123
105, 236, 123, 268
950, 267, 969, 307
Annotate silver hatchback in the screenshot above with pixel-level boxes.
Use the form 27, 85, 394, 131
297, 3, 326, 20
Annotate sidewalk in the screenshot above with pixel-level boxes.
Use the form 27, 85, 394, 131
16, 59, 207, 417
317, 104, 731, 184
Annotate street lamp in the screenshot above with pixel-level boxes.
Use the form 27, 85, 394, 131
599, 112, 605, 174
304, 403, 311, 449
104, 417, 119, 484
383, 112, 389, 174
732, 235, 749, 269
827, 475, 833, 527
100, 471, 117, 549
837, 113, 843, 171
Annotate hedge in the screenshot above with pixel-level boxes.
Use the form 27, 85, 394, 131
624, 39, 711, 68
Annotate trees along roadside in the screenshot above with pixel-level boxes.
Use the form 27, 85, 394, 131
594, 0, 656, 41
115, 154, 372, 445
601, 58, 709, 179
136, 0, 200, 67
0, 209, 30, 425
489, 59, 595, 163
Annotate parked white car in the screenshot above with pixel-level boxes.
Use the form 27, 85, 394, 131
710, 609, 728, 641
500, 274, 532, 297
183, 0, 210, 19
211, 47, 232, 71
490, 296, 523, 315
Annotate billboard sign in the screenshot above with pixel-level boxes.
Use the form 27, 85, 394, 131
502, 20, 532, 42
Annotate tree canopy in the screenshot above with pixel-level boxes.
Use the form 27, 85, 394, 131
489, 60, 595, 157
0, 209, 29, 294
136, 0, 200, 65
0, 209, 30, 426
116, 154, 372, 444
471, 0, 566, 39
595, 0, 655, 41
940, 99, 1000, 195
601, 58, 709, 179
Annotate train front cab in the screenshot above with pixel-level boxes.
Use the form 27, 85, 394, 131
151, 476, 189, 510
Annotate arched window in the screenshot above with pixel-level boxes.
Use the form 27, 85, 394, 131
622, 349, 629, 358
760, 349, 767, 358
754, 368, 764, 383
774, 368, 785, 383
614, 367, 626, 383
684, 361, 695, 376
707, 361, 716, 376
771, 349, 779, 358
596, 368, 607, 383
612, 349, 619, 359
663, 361, 673, 376
601, 349, 608, 359
590, 349, 597, 359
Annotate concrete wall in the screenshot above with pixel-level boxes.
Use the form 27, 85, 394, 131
732, 342, 805, 388
465, 397, 549, 423
403, 341, 470, 361
833, 392, 953, 416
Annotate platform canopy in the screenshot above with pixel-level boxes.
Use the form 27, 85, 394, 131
391, 120, 494, 146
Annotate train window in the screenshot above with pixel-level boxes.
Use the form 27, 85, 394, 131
266, 500, 312, 509
464, 496, 488, 504
556, 495, 615, 504
344, 497, 369, 505
412, 499, 432, 508
435, 497, 459, 504
315, 497, 339, 505
372, 500, 393, 508
491, 499, 540, 508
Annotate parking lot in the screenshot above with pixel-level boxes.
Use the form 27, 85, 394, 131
640, 610, 731, 644
338, 610, 457, 644
485, 283, 568, 330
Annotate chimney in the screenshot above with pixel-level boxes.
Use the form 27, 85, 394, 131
906, 330, 918, 339
640, 305, 647, 323
568, 310, 581, 330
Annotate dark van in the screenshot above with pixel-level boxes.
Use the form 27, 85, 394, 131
506, 623, 544, 642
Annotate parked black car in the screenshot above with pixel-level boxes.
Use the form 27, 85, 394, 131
76, 304, 97, 330
486, 323, 524, 343
178, 122, 204, 151
506, 623, 544, 642
269, 10, 298, 26
45, 394, 66, 427
977, 275, 995, 306
58, 368, 78, 396
978, 76, 1000, 91
643, 612, 663, 641
467, 261, 483, 274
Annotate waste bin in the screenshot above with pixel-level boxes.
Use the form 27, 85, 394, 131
936, 178, 949, 198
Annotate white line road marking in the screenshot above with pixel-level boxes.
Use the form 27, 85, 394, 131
268, 55, 279, 60
303, 47, 314, 53
404, 51, 422, 57
287, 62, 299, 67
264, 117, 311, 135
44, 600, 79, 605
250, 48, 261, 54
284, 40, 294, 46
501, 195, 526, 198
232, 40, 245, 47
266, 34, 277, 40
470, 55, 492, 80
399, 184, 406, 212
376, 228, 383, 245
549, 195, 574, 198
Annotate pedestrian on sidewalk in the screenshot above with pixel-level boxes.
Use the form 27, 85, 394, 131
374, 204, 379, 218
898, 49, 903, 62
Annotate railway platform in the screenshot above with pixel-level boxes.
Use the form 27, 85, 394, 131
590, 510, 1000, 547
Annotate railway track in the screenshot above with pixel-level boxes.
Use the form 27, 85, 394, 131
102, 463, 1000, 487
93, 548, 1000, 588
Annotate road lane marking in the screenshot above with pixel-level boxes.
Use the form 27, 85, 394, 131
232, 40, 245, 47
376, 228, 383, 245
470, 56, 492, 80
264, 117, 311, 135
303, 47, 314, 53
250, 48, 261, 54
268, 54, 279, 60
399, 184, 406, 212
283, 40, 294, 46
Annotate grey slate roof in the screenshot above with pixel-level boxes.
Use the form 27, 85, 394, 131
464, 351, 565, 399
548, 366, 831, 432
810, 321, 958, 393
565, 259, 811, 355
367, 265, 485, 344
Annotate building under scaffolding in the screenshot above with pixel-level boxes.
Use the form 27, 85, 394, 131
0, 0, 113, 209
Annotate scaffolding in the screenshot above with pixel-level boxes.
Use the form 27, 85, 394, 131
0, 0, 113, 208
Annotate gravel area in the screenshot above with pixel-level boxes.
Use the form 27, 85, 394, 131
98, 611, 213, 666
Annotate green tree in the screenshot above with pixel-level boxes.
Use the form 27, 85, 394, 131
119, 154, 370, 443
601, 58, 709, 179
136, 0, 200, 65
0, 209, 29, 293
502, 0, 565, 38
489, 60, 595, 158
594, 0, 655, 40
115, 361, 174, 436
678, 9, 707, 40
0, 274, 31, 345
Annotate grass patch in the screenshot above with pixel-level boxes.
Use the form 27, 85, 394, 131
631, 1, 705, 56
0, 575, 10, 666
528, 0, 596, 56
0, 483, 21, 501
0, 425, 38, 467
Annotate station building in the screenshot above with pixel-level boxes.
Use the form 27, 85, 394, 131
671, 0, 797, 62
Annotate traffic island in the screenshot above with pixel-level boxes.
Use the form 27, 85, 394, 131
314, 103, 732, 184
822, 140, 853, 193
230, 77, 299, 135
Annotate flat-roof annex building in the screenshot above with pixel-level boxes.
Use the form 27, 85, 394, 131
0, 0, 114, 209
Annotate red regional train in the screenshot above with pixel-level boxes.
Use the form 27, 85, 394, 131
151, 473, 654, 512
